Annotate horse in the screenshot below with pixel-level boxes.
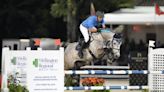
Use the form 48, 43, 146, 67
64, 29, 122, 70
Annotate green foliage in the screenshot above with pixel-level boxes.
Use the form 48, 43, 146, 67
8, 72, 29, 92
0, 0, 55, 38
142, 89, 149, 92
51, 0, 77, 19
8, 84, 29, 92
50, 0, 67, 17
65, 75, 77, 86
118, 0, 134, 8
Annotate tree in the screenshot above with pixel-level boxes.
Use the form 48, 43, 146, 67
51, 0, 134, 42
0, 0, 57, 38
51, 0, 78, 42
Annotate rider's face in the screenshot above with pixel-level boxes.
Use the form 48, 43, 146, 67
97, 16, 103, 22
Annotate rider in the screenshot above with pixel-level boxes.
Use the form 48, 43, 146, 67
78, 11, 106, 58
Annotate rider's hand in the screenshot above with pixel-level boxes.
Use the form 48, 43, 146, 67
102, 24, 106, 29
89, 27, 97, 33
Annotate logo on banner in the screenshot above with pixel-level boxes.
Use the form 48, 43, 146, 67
32, 58, 58, 71
33, 59, 39, 67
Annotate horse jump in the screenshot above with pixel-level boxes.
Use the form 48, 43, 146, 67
64, 41, 164, 92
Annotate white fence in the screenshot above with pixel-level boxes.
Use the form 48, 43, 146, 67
148, 41, 164, 92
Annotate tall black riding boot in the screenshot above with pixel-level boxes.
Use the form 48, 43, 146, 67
78, 40, 86, 58
76, 39, 83, 50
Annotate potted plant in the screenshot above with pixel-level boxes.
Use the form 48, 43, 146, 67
7, 72, 29, 92
81, 77, 111, 92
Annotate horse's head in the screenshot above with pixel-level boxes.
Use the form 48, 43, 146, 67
89, 29, 122, 64
105, 33, 122, 60
96, 29, 122, 59
110, 36, 122, 59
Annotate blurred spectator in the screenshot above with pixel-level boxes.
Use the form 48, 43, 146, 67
129, 39, 136, 51
137, 40, 146, 51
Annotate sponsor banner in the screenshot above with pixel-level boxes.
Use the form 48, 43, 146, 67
1, 47, 64, 92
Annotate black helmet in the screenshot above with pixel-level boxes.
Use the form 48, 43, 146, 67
96, 11, 104, 18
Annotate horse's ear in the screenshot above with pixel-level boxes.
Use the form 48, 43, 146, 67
114, 33, 122, 38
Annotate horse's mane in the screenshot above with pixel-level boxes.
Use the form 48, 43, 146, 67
91, 31, 115, 42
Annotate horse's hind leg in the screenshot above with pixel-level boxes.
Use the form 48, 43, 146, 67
70, 61, 86, 86
74, 61, 86, 70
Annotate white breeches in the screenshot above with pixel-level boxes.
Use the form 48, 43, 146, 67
80, 24, 89, 43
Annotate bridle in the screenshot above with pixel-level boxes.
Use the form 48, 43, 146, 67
104, 36, 122, 60
111, 38, 122, 50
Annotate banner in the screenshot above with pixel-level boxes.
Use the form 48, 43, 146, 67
1, 47, 64, 92
27, 49, 64, 92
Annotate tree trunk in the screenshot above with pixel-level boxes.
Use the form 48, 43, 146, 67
66, 0, 77, 42
67, 13, 77, 42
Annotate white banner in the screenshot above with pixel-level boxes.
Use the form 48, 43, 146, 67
1, 47, 64, 92
27, 48, 64, 92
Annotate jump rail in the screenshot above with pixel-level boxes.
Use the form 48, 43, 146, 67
64, 86, 149, 90
64, 70, 164, 75
80, 65, 130, 70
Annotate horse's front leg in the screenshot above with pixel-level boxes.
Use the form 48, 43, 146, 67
90, 61, 94, 66
107, 59, 113, 66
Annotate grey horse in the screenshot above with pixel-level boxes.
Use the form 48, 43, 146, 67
64, 29, 122, 70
